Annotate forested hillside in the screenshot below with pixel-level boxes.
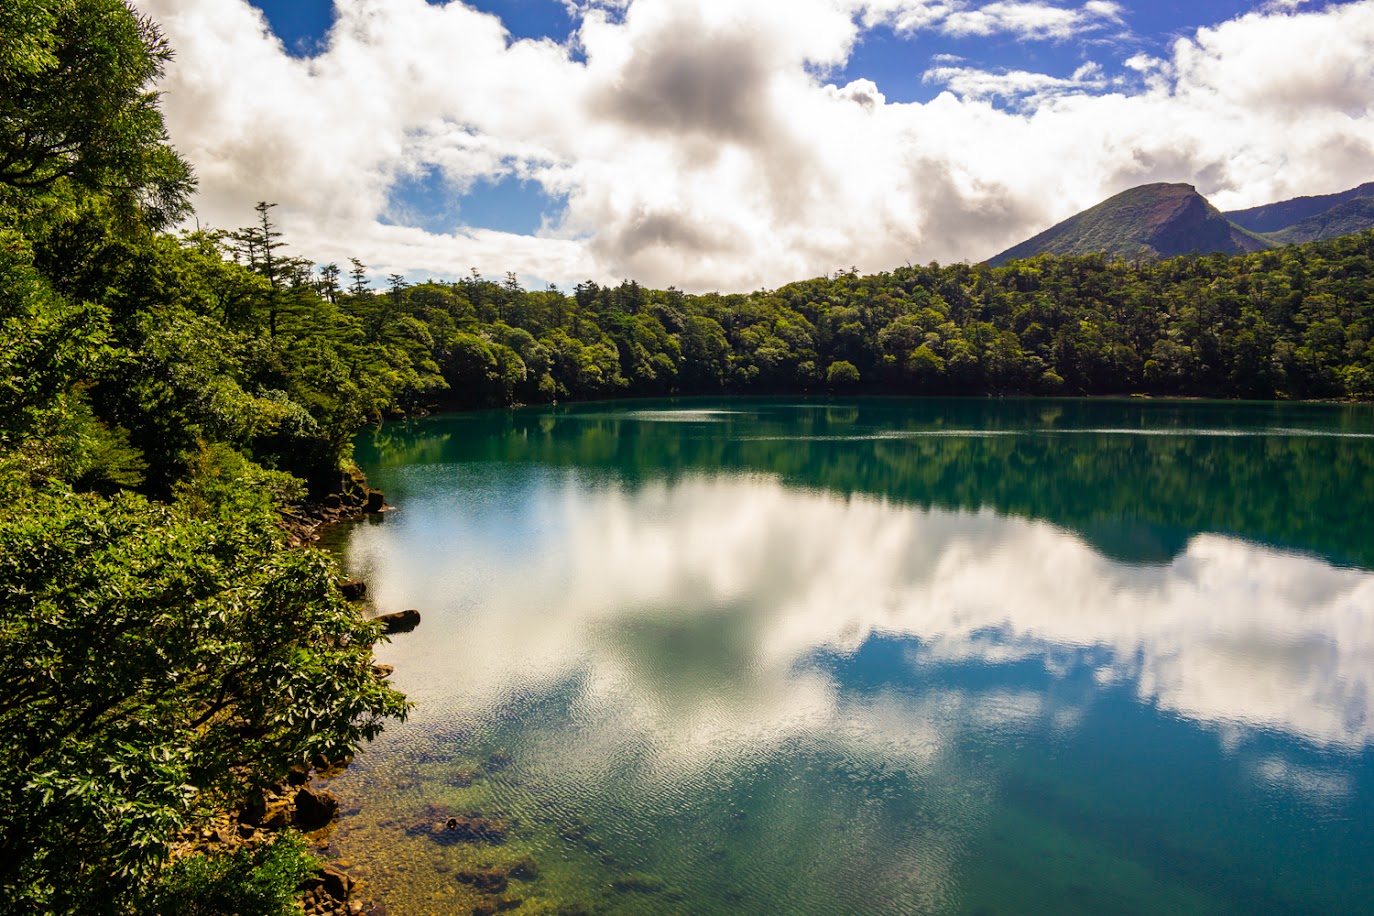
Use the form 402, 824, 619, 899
1, 4, 406, 914
332, 230, 1374, 408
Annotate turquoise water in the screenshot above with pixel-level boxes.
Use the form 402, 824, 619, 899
325, 398, 1374, 915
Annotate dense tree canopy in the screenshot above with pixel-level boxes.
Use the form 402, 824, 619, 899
0, 480, 406, 915
0, 4, 405, 913
299, 234, 1374, 411
0, 0, 193, 226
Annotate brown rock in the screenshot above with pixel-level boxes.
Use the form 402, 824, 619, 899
373, 609, 420, 634
340, 579, 367, 600
319, 864, 354, 901
238, 793, 266, 826
262, 800, 292, 830
365, 490, 385, 513
294, 786, 339, 831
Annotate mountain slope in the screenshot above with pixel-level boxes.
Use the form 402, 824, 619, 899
1266, 196, 1374, 245
1225, 181, 1374, 234
988, 183, 1271, 267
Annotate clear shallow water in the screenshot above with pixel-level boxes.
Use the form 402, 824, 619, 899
324, 398, 1374, 915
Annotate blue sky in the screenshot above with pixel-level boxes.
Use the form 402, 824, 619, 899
252, 1, 1267, 91
138, 0, 1374, 291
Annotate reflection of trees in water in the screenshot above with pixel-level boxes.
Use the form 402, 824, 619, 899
358, 399, 1374, 568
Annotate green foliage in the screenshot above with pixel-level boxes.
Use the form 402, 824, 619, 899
0, 0, 194, 227
346, 230, 1374, 407
147, 832, 319, 916
826, 360, 860, 388
0, 482, 407, 915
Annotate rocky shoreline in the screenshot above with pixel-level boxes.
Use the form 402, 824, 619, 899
280, 466, 390, 548
175, 764, 382, 916
172, 470, 422, 916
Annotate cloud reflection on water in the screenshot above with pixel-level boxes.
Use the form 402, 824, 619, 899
349, 471, 1374, 755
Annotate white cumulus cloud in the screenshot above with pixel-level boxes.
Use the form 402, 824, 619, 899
135, 0, 1374, 291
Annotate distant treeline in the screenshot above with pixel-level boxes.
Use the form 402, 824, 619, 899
17, 203, 1374, 499
356, 232, 1374, 413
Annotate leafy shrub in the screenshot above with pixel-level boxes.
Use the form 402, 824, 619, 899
148, 832, 318, 916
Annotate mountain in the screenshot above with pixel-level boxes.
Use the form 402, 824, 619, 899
1225, 181, 1374, 234
987, 183, 1272, 267
1265, 195, 1374, 245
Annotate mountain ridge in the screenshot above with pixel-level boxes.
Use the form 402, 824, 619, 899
989, 180, 1374, 266
1225, 181, 1374, 234
987, 183, 1269, 266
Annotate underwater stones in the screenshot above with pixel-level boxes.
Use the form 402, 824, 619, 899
557, 821, 589, 842
443, 815, 508, 843
374, 609, 420, 634
485, 749, 513, 772
507, 857, 540, 880
405, 809, 508, 845
456, 868, 509, 893
470, 897, 523, 916
312, 752, 355, 778
612, 872, 666, 894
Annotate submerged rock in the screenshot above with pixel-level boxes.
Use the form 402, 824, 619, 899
456, 868, 508, 893
405, 811, 508, 845
339, 579, 367, 600
612, 872, 665, 894
443, 815, 508, 843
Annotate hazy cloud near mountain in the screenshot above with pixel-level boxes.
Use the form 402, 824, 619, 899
137, 0, 1374, 291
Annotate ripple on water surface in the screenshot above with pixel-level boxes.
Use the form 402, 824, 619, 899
323, 398, 1374, 916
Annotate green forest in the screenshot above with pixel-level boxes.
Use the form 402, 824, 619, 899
3, 2, 1374, 915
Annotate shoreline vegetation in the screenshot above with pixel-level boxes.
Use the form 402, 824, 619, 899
3, 2, 1374, 915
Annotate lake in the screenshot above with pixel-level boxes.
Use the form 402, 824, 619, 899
323, 397, 1374, 915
